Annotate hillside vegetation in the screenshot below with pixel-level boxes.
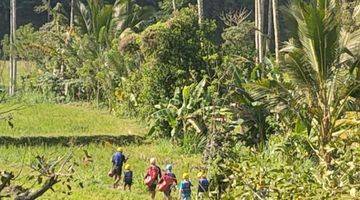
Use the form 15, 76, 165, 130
0, 0, 359, 199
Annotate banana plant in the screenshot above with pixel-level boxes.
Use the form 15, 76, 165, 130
148, 78, 212, 139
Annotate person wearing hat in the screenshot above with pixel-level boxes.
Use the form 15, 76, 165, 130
110, 147, 128, 188
159, 164, 178, 200
179, 173, 192, 200
123, 164, 133, 191
196, 172, 209, 199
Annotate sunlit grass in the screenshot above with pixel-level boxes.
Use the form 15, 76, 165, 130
0, 103, 146, 137
0, 140, 201, 200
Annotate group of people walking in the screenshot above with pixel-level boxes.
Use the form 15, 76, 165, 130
109, 147, 209, 200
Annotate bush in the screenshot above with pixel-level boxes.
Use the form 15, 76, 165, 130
116, 7, 218, 117
208, 133, 360, 199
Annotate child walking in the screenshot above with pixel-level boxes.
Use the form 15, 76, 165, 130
197, 172, 209, 199
179, 173, 192, 200
123, 164, 133, 191
158, 164, 177, 200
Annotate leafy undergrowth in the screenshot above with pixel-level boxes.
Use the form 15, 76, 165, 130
0, 140, 201, 200
0, 103, 146, 137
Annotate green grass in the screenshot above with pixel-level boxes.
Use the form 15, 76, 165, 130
0, 60, 34, 87
0, 141, 201, 200
0, 103, 146, 137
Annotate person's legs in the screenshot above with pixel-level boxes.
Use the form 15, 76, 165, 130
150, 191, 156, 199
149, 183, 156, 199
113, 174, 119, 188
197, 192, 204, 200
113, 166, 122, 188
163, 190, 171, 200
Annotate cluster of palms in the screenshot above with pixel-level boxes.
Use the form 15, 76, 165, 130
247, 0, 360, 162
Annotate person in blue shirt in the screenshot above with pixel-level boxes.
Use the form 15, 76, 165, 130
110, 147, 127, 188
197, 172, 209, 199
123, 164, 133, 191
179, 173, 192, 200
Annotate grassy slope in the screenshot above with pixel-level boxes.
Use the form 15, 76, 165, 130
0, 141, 201, 200
0, 103, 146, 137
0, 61, 201, 199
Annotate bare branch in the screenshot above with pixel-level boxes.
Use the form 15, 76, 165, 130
221, 8, 251, 27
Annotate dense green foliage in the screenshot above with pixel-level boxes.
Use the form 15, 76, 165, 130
117, 7, 218, 117
0, 0, 359, 199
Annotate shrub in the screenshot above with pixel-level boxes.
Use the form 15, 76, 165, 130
116, 7, 218, 117
208, 133, 360, 199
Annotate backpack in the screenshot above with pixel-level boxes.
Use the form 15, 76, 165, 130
199, 178, 209, 192
181, 181, 191, 193
124, 171, 133, 182
144, 166, 159, 187
158, 173, 175, 192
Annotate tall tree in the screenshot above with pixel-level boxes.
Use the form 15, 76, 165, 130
258, 0, 265, 63
272, 0, 280, 63
255, 0, 265, 63
266, 0, 273, 53
255, 0, 259, 63
172, 0, 176, 12
248, 0, 360, 164
70, 0, 74, 28
9, 0, 16, 96
197, 0, 203, 25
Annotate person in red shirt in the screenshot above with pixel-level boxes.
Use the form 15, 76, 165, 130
159, 164, 178, 200
144, 158, 162, 200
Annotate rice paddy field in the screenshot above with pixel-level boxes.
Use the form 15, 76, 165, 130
0, 103, 146, 137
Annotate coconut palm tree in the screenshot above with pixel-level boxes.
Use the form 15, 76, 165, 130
9, 0, 17, 96
272, 0, 280, 63
70, 0, 75, 28
246, 0, 360, 163
75, 0, 156, 47
197, 0, 203, 24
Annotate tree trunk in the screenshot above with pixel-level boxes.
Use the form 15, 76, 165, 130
9, 0, 17, 96
266, 0, 273, 54
70, 0, 74, 28
197, 0, 204, 25
47, 0, 51, 22
172, 0, 176, 12
255, 0, 259, 63
272, 0, 280, 63
259, 0, 265, 63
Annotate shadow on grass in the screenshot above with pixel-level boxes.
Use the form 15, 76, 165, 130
0, 135, 144, 146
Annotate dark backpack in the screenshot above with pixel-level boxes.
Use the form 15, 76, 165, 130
199, 178, 209, 192
124, 171, 133, 182
182, 181, 191, 193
